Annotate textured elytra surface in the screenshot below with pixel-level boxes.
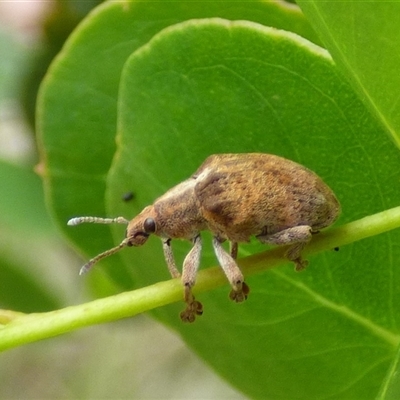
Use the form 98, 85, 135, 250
192, 153, 340, 240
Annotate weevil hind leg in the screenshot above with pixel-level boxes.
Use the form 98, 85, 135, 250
230, 241, 238, 259
257, 225, 312, 271
180, 235, 203, 323
212, 237, 249, 303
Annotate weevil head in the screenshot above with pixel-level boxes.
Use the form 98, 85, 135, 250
74, 208, 160, 275
125, 205, 158, 247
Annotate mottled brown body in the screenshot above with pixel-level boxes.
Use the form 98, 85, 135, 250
194, 154, 339, 241
68, 153, 340, 322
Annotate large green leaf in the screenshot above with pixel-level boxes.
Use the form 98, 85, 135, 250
36, 2, 400, 399
297, 0, 400, 148
0, 160, 61, 312
37, 0, 318, 287
377, 350, 400, 400
102, 19, 400, 399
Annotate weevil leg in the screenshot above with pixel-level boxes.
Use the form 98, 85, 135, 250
230, 241, 238, 259
257, 225, 313, 271
180, 235, 203, 323
212, 237, 249, 303
162, 239, 181, 278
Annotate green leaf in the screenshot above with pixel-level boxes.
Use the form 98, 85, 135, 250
0, 258, 58, 313
0, 160, 53, 234
297, 0, 400, 148
37, 0, 318, 287
0, 160, 61, 312
105, 19, 400, 399
377, 347, 400, 400
36, 3, 400, 399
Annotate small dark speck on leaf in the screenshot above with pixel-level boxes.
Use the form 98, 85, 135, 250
122, 191, 135, 202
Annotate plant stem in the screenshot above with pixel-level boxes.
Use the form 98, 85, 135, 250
1, 205, 400, 352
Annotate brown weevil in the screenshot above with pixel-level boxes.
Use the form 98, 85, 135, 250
68, 153, 340, 322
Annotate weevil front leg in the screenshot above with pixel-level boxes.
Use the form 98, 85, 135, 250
212, 237, 249, 303
162, 239, 181, 278
257, 225, 313, 271
180, 235, 203, 323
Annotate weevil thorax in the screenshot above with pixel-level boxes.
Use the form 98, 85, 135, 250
150, 178, 208, 240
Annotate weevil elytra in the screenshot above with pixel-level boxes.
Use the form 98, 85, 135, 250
68, 153, 340, 322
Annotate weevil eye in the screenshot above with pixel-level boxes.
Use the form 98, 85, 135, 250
143, 217, 156, 234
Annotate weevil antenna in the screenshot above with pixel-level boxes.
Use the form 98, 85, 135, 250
79, 238, 130, 275
68, 216, 129, 226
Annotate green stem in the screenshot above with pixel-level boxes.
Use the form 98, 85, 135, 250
1, 205, 400, 352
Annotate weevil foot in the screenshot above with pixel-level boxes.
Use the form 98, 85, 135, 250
180, 284, 203, 323
293, 257, 309, 272
229, 281, 250, 303
285, 241, 309, 272
180, 299, 203, 323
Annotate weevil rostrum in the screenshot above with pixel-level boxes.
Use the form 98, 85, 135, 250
68, 153, 340, 322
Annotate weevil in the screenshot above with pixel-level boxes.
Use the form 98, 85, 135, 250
68, 153, 340, 322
